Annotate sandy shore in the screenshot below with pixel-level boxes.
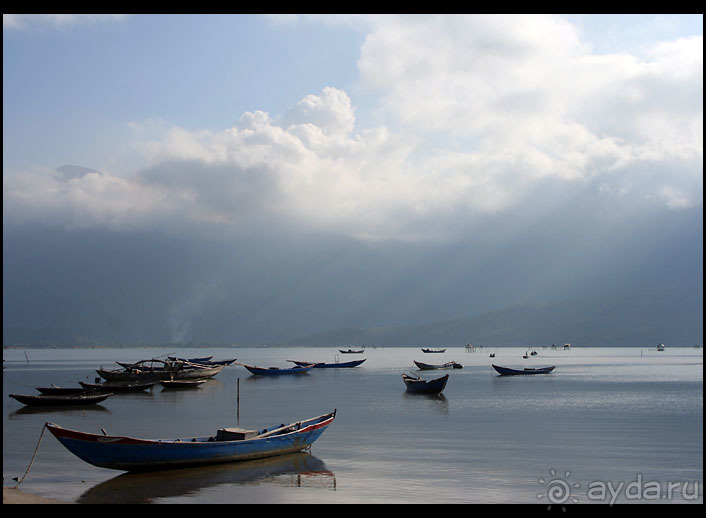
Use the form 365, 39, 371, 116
3, 487, 71, 504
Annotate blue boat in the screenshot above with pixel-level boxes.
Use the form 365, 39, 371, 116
288, 359, 366, 369
237, 362, 314, 376
401, 373, 449, 395
45, 410, 336, 472
492, 364, 555, 376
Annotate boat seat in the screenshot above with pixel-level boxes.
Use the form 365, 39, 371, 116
216, 427, 258, 441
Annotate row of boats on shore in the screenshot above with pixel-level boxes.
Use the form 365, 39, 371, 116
8, 349, 555, 474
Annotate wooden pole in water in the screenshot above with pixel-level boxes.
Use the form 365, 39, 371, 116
237, 377, 240, 424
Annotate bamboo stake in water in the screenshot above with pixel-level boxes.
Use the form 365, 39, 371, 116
237, 377, 240, 424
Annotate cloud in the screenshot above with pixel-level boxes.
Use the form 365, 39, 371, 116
3, 14, 128, 30
3, 15, 702, 242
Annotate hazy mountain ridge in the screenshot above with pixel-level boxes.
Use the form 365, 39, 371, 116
3, 204, 702, 347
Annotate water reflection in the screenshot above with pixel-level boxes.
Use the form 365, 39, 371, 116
8, 404, 111, 418
76, 452, 335, 504
402, 391, 449, 414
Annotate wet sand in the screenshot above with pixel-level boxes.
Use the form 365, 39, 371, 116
3, 487, 71, 504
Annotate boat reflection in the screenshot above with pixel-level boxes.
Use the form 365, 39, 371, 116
77, 452, 336, 504
8, 404, 110, 418
402, 392, 449, 414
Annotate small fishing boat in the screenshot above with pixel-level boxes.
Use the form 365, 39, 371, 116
421, 348, 446, 353
656, 343, 665, 351
237, 363, 315, 376
492, 364, 555, 376
45, 410, 337, 472
160, 379, 208, 389
413, 360, 462, 370
288, 359, 366, 369
98, 359, 225, 382
338, 349, 364, 354
401, 373, 449, 395
10, 392, 112, 407
79, 380, 156, 392
168, 357, 237, 366
36, 386, 89, 396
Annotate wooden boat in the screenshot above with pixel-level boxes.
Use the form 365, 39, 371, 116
10, 392, 112, 407
413, 360, 462, 370
421, 348, 446, 353
98, 359, 224, 382
401, 373, 449, 394
492, 364, 555, 376
36, 386, 89, 396
237, 362, 314, 376
79, 380, 156, 392
168, 357, 237, 366
160, 379, 207, 389
288, 359, 366, 369
45, 410, 337, 472
338, 349, 364, 354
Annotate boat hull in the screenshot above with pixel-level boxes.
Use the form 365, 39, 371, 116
413, 361, 462, 370
240, 363, 314, 376
402, 374, 449, 395
290, 359, 366, 369
97, 364, 224, 382
46, 411, 336, 472
10, 393, 112, 407
79, 381, 156, 392
492, 364, 555, 376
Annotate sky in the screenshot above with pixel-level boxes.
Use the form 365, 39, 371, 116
3, 14, 702, 243
2, 14, 703, 346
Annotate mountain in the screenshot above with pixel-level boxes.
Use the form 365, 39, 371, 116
2, 205, 702, 347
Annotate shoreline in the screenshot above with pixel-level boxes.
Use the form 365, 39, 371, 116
3, 487, 71, 504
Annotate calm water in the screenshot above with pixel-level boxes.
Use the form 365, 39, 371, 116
3, 346, 702, 504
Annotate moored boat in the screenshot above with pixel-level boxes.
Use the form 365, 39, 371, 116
160, 379, 208, 389
401, 373, 449, 395
36, 386, 89, 396
421, 348, 446, 353
10, 392, 112, 407
338, 349, 364, 354
492, 364, 555, 376
168, 356, 237, 366
237, 362, 314, 376
97, 359, 224, 382
79, 380, 156, 392
288, 359, 366, 369
45, 410, 337, 472
413, 360, 462, 370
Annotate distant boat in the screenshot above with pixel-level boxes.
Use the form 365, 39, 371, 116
413, 360, 462, 370
98, 359, 225, 382
36, 386, 89, 396
656, 343, 665, 351
421, 348, 446, 353
237, 363, 314, 376
402, 373, 449, 395
10, 392, 112, 407
160, 379, 208, 389
339, 349, 364, 354
45, 410, 336, 472
489, 353, 495, 358
168, 357, 237, 366
492, 364, 555, 376
288, 359, 366, 369
79, 380, 156, 393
